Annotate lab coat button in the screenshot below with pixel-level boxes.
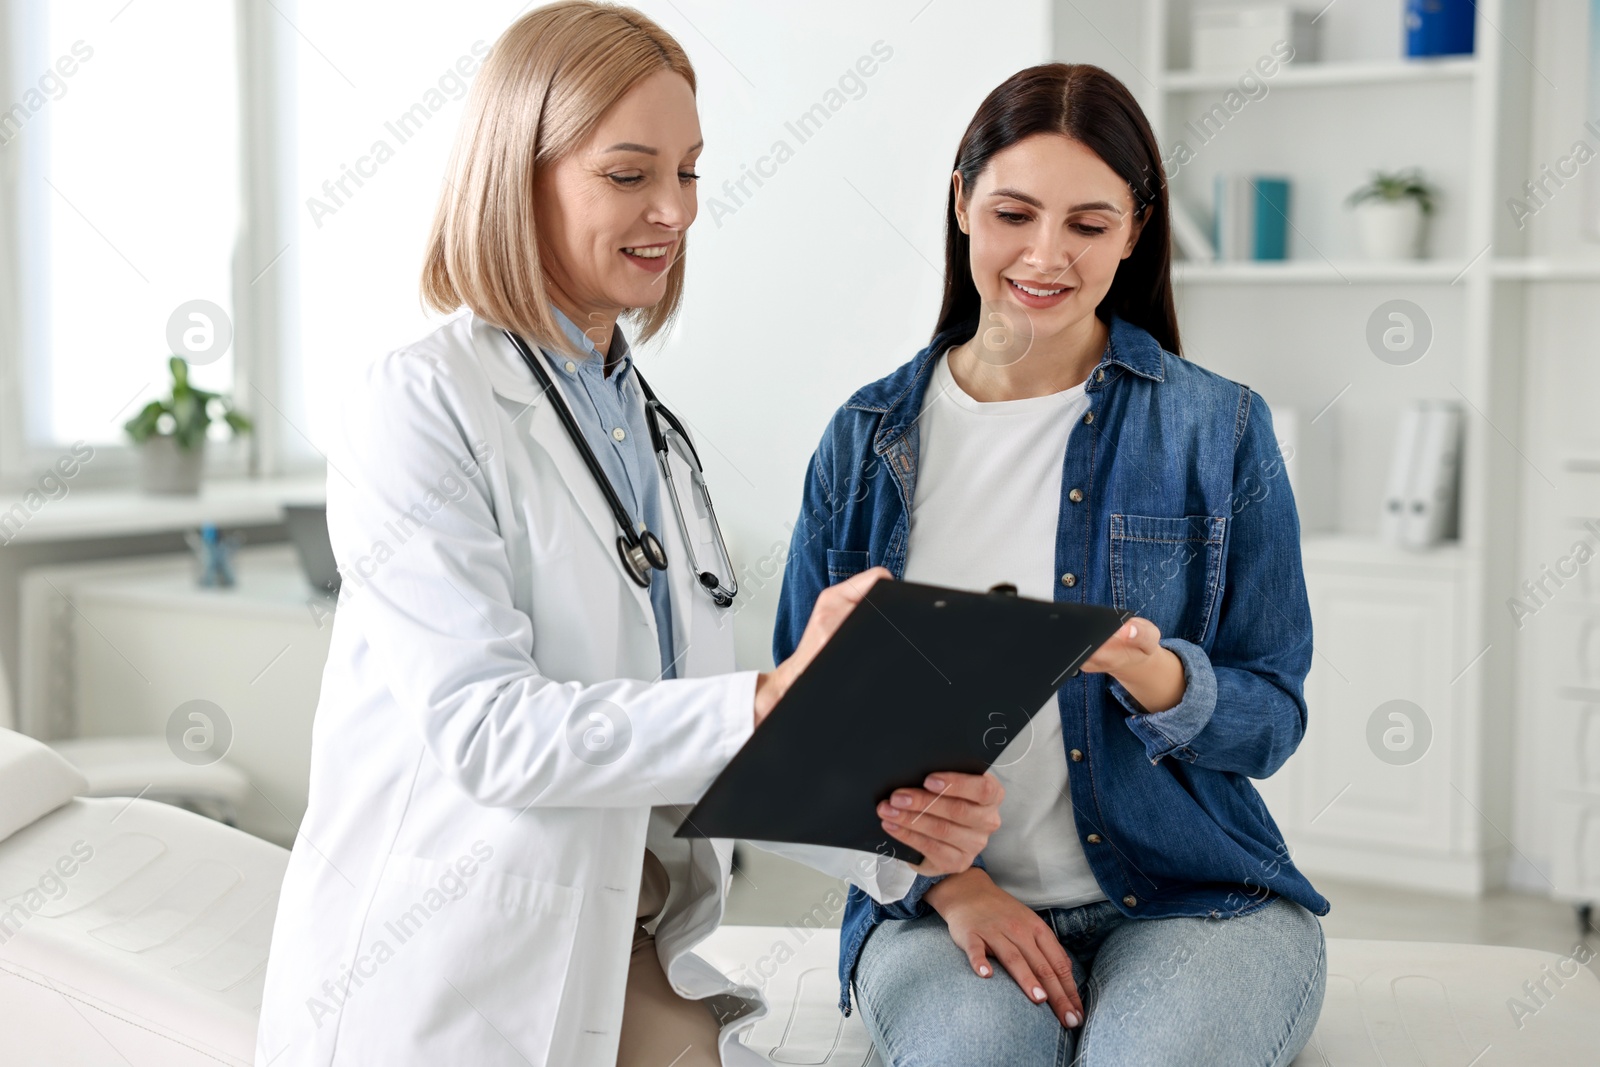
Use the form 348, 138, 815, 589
612, 427, 626, 441
1060, 572, 1076, 587
1123, 895, 1138, 907
1068, 488, 1083, 503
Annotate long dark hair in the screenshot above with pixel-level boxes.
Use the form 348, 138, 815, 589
934, 63, 1181, 356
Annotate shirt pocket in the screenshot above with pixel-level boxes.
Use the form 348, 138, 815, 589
826, 548, 872, 585
1108, 513, 1226, 644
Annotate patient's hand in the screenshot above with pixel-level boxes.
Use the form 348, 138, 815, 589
924, 867, 1083, 1029
876, 771, 1003, 878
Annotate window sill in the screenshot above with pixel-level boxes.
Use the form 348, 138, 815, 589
0, 473, 326, 545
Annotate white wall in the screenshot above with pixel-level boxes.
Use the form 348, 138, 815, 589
627, 0, 1053, 669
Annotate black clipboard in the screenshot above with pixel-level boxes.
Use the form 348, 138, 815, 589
676, 579, 1128, 864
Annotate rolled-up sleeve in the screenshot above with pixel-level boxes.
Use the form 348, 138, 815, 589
1112, 637, 1217, 761
1114, 389, 1313, 779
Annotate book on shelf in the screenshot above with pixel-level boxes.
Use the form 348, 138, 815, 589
1212, 174, 1290, 261
1404, 0, 1475, 59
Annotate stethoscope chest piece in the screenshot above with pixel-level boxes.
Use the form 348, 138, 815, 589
618, 530, 669, 589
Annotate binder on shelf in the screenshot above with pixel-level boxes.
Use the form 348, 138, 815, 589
1212, 174, 1290, 261
1402, 402, 1462, 548
1380, 401, 1462, 550
1380, 404, 1425, 546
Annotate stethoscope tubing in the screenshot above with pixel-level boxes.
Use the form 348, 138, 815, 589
502, 329, 736, 606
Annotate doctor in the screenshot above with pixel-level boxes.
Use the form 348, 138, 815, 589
254, 4, 1002, 1067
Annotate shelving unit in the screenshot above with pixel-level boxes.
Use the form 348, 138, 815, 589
1127, 0, 1545, 895
1161, 55, 1477, 92
1172, 260, 1476, 284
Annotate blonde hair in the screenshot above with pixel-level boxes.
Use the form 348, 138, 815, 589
421, 1, 695, 353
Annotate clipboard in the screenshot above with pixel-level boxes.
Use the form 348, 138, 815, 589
676, 579, 1128, 864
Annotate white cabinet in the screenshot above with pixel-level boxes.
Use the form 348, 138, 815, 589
1256, 540, 1495, 892
18, 546, 331, 847
1537, 467, 1600, 905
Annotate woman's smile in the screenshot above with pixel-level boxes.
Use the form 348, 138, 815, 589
1005, 276, 1073, 308
621, 240, 675, 273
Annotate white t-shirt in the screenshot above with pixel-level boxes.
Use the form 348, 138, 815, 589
902, 351, 1106, 910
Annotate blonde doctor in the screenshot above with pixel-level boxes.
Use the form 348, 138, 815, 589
254, 4, 1002, 1066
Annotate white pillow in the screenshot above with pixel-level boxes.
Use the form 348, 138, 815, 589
0, 728, 88, 841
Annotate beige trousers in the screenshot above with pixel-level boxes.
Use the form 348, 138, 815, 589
615, 849, 723, 1067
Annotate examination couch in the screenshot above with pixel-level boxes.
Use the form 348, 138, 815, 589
0, 728, 1595, 1065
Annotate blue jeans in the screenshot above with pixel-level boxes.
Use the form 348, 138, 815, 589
853, 895, 1326, 1066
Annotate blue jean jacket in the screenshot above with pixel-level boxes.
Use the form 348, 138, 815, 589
772, 314, 1330, 1014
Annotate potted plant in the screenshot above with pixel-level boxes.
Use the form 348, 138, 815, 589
124, 356, 253, 494
1346, 169, 1437, 260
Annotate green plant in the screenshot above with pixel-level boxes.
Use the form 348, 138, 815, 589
1346, 169, 1436, 215
124, 356, 253, 451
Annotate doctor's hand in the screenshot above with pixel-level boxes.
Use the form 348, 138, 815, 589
754, 567, 894, 727
878, 770, 1004, 877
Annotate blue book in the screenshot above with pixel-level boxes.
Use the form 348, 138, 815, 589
1212, 175, 1291, 261
1251, 178, 1290, 261
1405, 0, 1475, 58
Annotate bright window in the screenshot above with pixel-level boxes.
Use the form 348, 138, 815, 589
8, 0, 240, 451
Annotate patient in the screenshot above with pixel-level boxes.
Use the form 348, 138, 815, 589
773, 63, 1328, 1066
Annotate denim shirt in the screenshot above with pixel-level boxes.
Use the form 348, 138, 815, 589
546, 308, 677, 679
772, 314, 1330, 1014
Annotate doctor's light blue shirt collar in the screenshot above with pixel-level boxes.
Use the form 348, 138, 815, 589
548, 305, 634, 379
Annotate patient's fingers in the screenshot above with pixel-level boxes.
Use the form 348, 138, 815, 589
988, 937, 1050, 1013
1020, 936, 1077, 1029
1036, 929, 1083, 1026
880, 819, 964, 875
958, 932, 995, 978
880, 818, 990, 877
880, 808, 987, 861
881, 789, 1002, 834
920, 771, 1004, 808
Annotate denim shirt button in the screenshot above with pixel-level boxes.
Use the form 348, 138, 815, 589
1123, 895, 1138, 907
1086, 833, 1102, 844
1061, 572, 1076, 587
1095, 368, 1105, 382
1070, 748, 1083, 762
1083, 410, 1094, 424
1068, 488, 1084, 503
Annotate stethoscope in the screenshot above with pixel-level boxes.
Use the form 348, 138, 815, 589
504, 329, 738, 608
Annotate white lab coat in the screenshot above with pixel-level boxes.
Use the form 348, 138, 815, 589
254, 313, 915, 1067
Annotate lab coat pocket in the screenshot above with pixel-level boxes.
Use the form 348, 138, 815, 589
1108, 513, 1225, 644
334, 852, 584, 1066
825, 548, 871, 585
